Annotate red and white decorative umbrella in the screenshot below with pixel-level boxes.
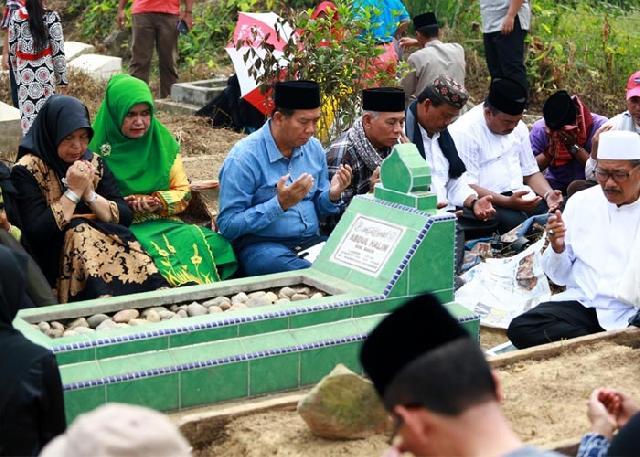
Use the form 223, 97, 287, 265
225, 12, 293, 115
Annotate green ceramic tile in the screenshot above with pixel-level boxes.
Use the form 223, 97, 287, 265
300, 342, 361, 385
169, 338, 244, 366
290, 319, 360, 346
352, 314, 386, 335
242, 330, 297, 354
169, 325, 238, 348
249, 353, 299, 396
180, 361, 248, 408
289, 307, 352, 329
238, 317, 288, 337
55, 347, 96, 365
106, 373, 179, 412
64, 386, 106, 424
352, 299, 399, 317
407, 222, 455, 295
60, 361, 103, 384
387, 267, 408, 298
95, 336, 169, 359
432, 288, 454, 305
99, 350, 174, 378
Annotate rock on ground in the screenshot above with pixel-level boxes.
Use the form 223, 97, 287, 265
297, 364, 388, 439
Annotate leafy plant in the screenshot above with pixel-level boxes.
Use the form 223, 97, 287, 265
238, 0, 407, 143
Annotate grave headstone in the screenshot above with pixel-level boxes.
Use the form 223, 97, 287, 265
64, 41, 96, 62
67, 54, 122, 81
0, 101, 21, 160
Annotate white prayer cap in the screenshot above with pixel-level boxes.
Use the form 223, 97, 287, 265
598, 130, 640, 160
41, 403, 191, 457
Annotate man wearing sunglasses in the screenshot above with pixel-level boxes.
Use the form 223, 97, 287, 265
360, 293, 561, 457
508, 130, 640, 349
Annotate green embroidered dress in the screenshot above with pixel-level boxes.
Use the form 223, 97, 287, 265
89, 74, 237, 286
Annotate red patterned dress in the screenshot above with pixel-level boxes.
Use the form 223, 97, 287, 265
8, 7, 67, 135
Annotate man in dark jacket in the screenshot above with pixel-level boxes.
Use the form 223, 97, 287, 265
0, 245, 66, 456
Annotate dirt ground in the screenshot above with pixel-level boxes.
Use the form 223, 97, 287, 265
193, 340, 640, 456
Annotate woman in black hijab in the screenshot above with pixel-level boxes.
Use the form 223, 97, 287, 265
0, 245, 66, 455
10, 95, 167, 303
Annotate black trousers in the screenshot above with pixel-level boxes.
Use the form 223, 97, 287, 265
457, 196, 548, 240
483, 16, 528, 90
507, 300, 605, 349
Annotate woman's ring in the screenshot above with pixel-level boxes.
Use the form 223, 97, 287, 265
548, 229, 555, 237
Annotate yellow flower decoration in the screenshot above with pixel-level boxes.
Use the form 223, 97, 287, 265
163, 235, 177, 254
151, 241, 169, 257
191, 244, 202, 266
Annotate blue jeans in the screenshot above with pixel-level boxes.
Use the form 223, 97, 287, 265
236, 234, 325, 276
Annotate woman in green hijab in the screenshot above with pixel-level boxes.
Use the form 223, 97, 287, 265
89, 74, 237, 286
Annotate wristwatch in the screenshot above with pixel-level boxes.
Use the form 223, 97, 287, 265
569, 144, 581, 156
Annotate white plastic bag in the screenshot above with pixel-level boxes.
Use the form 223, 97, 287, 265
455, 238, 551, 329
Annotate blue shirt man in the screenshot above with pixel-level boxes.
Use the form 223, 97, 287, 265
218, 80, 352, 276
354, 0, 410, 43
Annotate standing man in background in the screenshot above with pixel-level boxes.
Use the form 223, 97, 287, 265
400, 12, 465, 107
117, 0, 193, 98
480, 0, 530, 90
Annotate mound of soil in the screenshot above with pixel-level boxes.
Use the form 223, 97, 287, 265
192, 340, 640, 456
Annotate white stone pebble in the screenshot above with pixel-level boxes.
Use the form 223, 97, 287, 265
112, 309, 139, 323
159, 310, 176, 320
187, 303, 208, 317
37, 321, 51, 331
177, 309, 188, 318
68, 317, 89, 329
203, 296, 231, 308
144, 309, 161, 323
231, 292, 248, 305
278, 287, 296, 298
87, 314, 109, 328
96, 319, 118, 331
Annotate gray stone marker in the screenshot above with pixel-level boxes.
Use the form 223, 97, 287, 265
0, 101, 21, 160
64, 41, 96, 62
67, 54, 122, 81
170, 77, 227, 107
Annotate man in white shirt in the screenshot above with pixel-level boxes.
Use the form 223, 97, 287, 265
508, 131, 640, 349
405, 76, 495, 275
400, 12, 465, 106
449, 77, 563, 239
480, 0, 530, 89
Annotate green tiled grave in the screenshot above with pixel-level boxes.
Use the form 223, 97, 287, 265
15, 143, 479, 420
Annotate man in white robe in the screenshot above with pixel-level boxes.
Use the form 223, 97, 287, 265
449, 77, 563, 238
508, 131, 640, 348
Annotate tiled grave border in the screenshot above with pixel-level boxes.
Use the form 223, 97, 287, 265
52, 209, 458, 355
63, 333, 369, 391
63, 307, 480, 392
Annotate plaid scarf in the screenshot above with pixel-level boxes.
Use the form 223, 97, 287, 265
346, 117, 388, 172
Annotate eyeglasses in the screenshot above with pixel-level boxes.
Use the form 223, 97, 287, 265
594, 165, 639, 183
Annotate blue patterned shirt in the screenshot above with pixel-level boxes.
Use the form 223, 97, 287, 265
576, 433, 610, 457
218, 121, 340, 242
